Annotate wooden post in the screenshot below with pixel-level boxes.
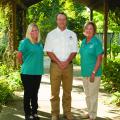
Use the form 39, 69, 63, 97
22, 9, 27, 37
11, 0, 16, 51
90, 8, 93, 21
103, 0, 109, 65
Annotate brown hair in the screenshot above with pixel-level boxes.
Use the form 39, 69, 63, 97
56, 12, 67, 20
84, 21, 97, 35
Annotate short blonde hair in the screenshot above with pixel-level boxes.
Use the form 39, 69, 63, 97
26, 23, 40, 43
84, 21, 97, 35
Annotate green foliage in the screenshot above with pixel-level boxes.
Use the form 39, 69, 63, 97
110, 92, 120, 106
0, 64, 22, 104
27, 0, 61, 41
7, 71, 22, 91
111, 33, 120, 59
0, 63, 12, 75
102, 58, 120, 93
0, 77, 13, 104
111, 44, 120, 59
0, 6, 9, 59
73, 40, 81, 65
67, 1, 87, 39
0, 32, 8, 59
27, 0, 87, 41
93, 11, 104, 32
73, 53, 80, 65
109, 7, 120, 32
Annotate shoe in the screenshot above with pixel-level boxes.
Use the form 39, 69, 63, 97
89, 117, 96, 120
33, 114, 39, 120
51, 115, 59, 120
81, 113, 89, 119
63, 114, 73, 120
25, 115, 34, 120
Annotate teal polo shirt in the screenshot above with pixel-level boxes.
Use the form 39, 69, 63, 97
80, 36, 104, 77
18, 38, 44, 75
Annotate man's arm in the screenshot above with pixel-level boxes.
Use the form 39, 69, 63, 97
47, 52, 64, 69
61, 52, 77, 69
66, 52, 77, 63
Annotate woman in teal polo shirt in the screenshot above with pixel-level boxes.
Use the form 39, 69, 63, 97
80, 21, 104, 120
17, 23, 44, 120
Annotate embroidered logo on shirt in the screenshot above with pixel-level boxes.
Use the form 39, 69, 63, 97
89, 45, 94, 48
69, 36, 73, 40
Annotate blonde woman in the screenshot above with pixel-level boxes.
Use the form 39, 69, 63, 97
17, 23, 44, 120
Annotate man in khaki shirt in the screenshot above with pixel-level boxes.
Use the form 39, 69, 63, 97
44, 12, 78, 120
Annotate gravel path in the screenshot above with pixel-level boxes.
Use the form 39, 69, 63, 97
0, 57, 120, 120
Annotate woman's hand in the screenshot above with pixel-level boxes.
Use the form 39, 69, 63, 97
90, 72, 95, 83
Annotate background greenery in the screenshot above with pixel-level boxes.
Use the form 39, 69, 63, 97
0, 0, 120, 106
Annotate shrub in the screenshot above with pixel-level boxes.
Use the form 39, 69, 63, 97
0, 64, 12, 76
111, 92, 120, 106
73, 53, 81, 65
7, 71, 22, 91
102, 58, 120, 93
0, 64, 22, 104
0, 77, 13, 104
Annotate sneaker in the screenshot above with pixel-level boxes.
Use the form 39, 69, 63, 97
51, 115, 59, 120
25, 115, 34, 120
33, 114, 39, 120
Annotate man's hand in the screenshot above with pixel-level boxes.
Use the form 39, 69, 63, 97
60, 61, 69, 69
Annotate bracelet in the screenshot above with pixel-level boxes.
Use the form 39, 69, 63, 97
92, 71, 96, 74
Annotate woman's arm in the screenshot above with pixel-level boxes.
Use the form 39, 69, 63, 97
93, 54, 103, 73
17, 52, 23, 64
90, 54, 103, 82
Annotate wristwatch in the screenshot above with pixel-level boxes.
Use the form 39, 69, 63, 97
92, 70, 96, 74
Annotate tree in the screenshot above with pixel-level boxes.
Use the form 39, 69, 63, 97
27, 0, 87, 41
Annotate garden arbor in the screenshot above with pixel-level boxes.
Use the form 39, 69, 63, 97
0, 0, 42, 67
78, 0, 120, 65
0, 0, 42, 51
0, 0, 120, 65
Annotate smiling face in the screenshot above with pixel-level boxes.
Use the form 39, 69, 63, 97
56, 14, 67, 31
30, 26, 39, 42
83, 22, 96, 39
84, 24, 95, 38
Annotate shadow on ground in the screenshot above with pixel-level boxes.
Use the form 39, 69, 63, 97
0, 95, 114, 120
0, 96, 51, 120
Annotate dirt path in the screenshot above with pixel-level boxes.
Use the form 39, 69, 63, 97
0, 57, 120, 120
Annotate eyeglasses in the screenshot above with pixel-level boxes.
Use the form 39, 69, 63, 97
31, 30, 38, 33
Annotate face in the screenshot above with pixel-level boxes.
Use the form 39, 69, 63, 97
56, 14, 67, 30
84, 24, 95, 38
30, 26, 39, 41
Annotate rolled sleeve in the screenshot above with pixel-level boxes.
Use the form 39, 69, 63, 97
44, 33, 53, 52
18, 40, 26, 53
95, 40, 104, 56
71, 33, 78, 53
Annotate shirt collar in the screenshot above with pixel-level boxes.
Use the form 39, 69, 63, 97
85, 35, 96, 44
56, 27, 67, 33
